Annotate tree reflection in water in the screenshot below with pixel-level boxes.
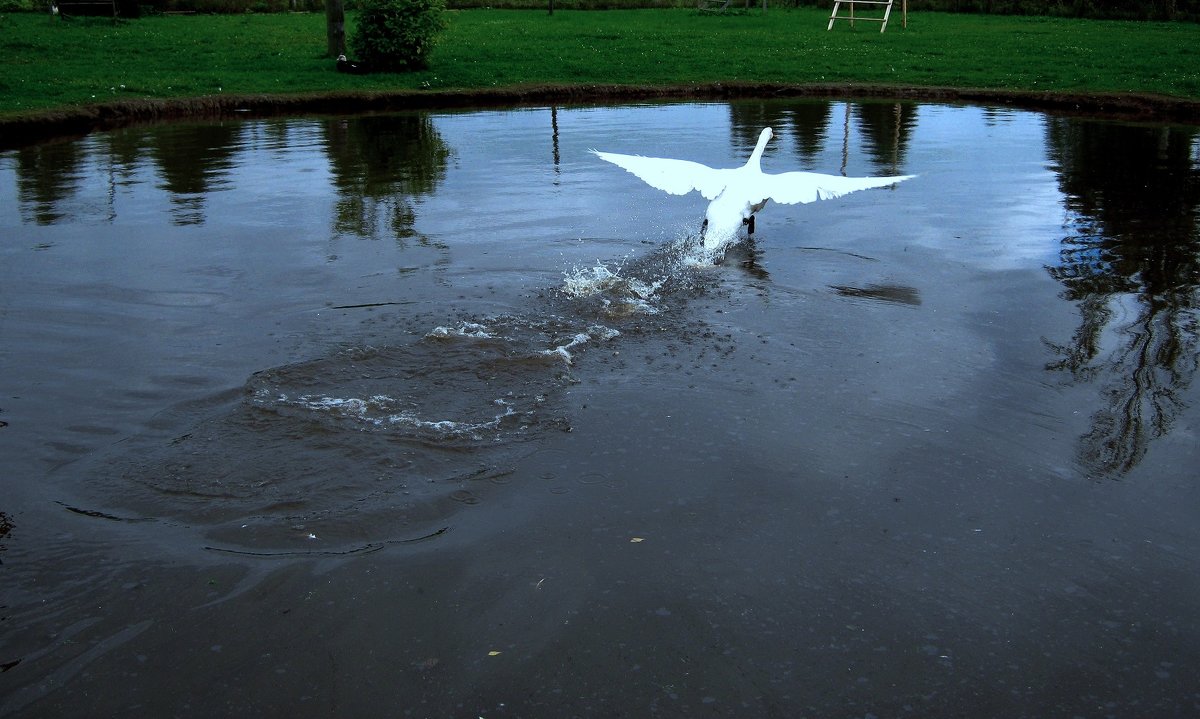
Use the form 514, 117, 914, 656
14, 140, 83, 225
727, 99, 915, 176
1045, 118, 1200, 478
147, 122, 242, 226
321, 114, 450, 244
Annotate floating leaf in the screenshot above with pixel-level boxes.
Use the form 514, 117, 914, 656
487, 650, 502, 656
630, 537, 645, 543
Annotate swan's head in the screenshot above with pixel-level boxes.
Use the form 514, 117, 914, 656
760, 127, 773, 143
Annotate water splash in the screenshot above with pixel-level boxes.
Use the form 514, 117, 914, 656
561, 262, 664, 316
559, 231, 720, 317
256, 390, 521, 440
540, 325, 622, 365
425, 321, 496, 340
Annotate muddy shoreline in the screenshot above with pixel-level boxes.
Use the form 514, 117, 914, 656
3, 81, 1199, 150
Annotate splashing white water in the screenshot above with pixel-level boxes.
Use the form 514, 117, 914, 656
559, 231, 722, 315
540, 324, 621, 366
425, 321, 495, 340
560, 261, 667, 315
261, 390, 519, 438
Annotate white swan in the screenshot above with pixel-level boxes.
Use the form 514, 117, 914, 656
591, 127, 915, 250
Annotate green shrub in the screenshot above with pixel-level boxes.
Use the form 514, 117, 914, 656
0, 0, 44, 11
349, 0, 446, 72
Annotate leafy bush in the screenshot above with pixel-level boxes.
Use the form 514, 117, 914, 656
0, 0, 52, 10
349, 0, 446, 72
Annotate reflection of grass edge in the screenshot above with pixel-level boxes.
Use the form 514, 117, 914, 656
2, 82, 1196, 153
0, 9, 1198, 122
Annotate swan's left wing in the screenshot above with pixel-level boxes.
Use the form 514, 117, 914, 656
765, 172, 916, 205
590, 150, 730, 199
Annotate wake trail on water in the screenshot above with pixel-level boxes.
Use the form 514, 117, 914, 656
68, 229, 726, 553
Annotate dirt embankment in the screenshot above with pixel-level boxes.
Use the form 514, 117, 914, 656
3, 82, 1199, 149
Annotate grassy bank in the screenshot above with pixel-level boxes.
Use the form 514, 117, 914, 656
1, 9, 1198, 120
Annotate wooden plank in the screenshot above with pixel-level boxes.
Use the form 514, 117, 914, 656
826, 0, 840, 30
827, 0, 895, 31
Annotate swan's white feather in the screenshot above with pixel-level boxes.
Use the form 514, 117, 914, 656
765, 171, 916, 205
588, 150, 732, 200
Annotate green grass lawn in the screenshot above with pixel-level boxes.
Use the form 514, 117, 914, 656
1, 8, 1198, 118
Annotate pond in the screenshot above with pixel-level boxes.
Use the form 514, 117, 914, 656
1, 100, 1198, 716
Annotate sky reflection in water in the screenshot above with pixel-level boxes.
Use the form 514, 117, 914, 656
3, 102, 1196, 480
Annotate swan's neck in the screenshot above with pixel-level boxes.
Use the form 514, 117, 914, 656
746, 128, 772, 171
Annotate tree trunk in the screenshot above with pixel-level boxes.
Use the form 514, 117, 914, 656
326, 0, 346, 59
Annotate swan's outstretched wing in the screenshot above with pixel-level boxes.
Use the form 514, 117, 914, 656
765, 172, 916, 206
590, 150, 731, 200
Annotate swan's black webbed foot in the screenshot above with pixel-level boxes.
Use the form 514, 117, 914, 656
743, 215, 756, 234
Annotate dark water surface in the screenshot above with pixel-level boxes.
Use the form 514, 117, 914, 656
2, 101, 1199, 717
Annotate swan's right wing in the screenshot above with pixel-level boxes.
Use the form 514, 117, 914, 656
767, 172, 916, 205
590, 150, 730, 199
